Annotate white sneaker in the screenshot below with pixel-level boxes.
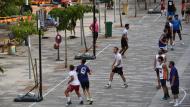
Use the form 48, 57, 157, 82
173, 41, 175, 46
169, 100, 175, 104
181, 42, 184, 45
173, 102, 179, 106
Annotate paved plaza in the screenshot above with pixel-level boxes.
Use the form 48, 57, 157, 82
1, 0, 190, 107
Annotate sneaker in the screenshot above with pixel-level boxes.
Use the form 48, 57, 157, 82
172, 41, 175, 46
161, 97, 167, 101
121, 84, 128, 88
105, 84, 111, 88
169, 100, 175, 104
79, 101, 84, 105
156, 85, 161, 89
173, 102, 179, 106
166, 95, 170, 99
87, 98, 90, 102
89, 100, 93, 105
66, 101, 72, 106
181, 42, 184, 45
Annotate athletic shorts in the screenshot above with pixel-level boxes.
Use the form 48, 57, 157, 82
66, 85, 80, 92
167, 11, 174, 16
171, 86, 179, 95
112, 67, 123, 75
121, 43, 128, 49
160, 79, 166, 86
159, 41, 167, 51
173, 30, 181, 34
155, 68, 159, 77
80, 81, 90, 90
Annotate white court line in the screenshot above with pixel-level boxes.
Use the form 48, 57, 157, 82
153, 14, 161, 22
29, 44, 111, 107
179, 87, 187, 105
138, 15, 147, 24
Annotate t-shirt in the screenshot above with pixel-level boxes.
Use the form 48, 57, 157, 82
90, 21, 99, 33
169, 66, 179, 86
168, 0, 174, 12
69, 70, 80, 86
123, 28, 128, 36
172, 19, 181, 30
76, 64, 90, 82
114, 53, 122, 68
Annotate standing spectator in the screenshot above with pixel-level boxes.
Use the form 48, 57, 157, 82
167, 0, 176, 17
169, 61, 179, 106
181, 0, 186, 19
172, 14, 184, 45
105, 47, 128, 88
64, 65, 83, 106
120, 24, 129, 57
157, 56, 170, 100
88, 17, 99, 51
185, 0, 190, 23
154, 50, 167, 89
76, 59, 93, 105
161, 0, 166, 16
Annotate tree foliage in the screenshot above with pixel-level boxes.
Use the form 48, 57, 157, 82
49, 4, 94, 31
10, 20, 37, 44
0, 0, 31, 16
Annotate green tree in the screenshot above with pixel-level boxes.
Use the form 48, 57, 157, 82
0, 0, 31, 16
10, 20, 37, 45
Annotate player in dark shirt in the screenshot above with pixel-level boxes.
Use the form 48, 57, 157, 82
76, 59, 93, 104
169, 61, 179, 106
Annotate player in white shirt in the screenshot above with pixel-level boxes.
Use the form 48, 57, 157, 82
120, 24, 129, 57
105, 47, 128, 88
154, 49, 167, 89
64, 65, 83, 106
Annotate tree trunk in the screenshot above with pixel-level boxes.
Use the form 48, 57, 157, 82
114, 0, 116, 22
104, 3, 107, 35
64, 30, 67, 68
135, 0, 137, 17
98, 3, 101, 32
145, 0, 147, 10
82, 17, 88, 51
119, 0, 123, 27
80, 19, 83, 46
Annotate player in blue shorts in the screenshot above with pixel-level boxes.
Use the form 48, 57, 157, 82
169, 61, 179, 106
76, 59, 93, 105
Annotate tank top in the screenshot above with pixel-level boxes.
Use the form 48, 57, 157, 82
158, 63, 168, 80
155, 54, 166, 68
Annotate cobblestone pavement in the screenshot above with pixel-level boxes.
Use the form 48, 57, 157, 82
0, 0, 190, 107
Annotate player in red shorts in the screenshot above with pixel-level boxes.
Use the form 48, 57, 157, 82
64, 65, 83, 106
